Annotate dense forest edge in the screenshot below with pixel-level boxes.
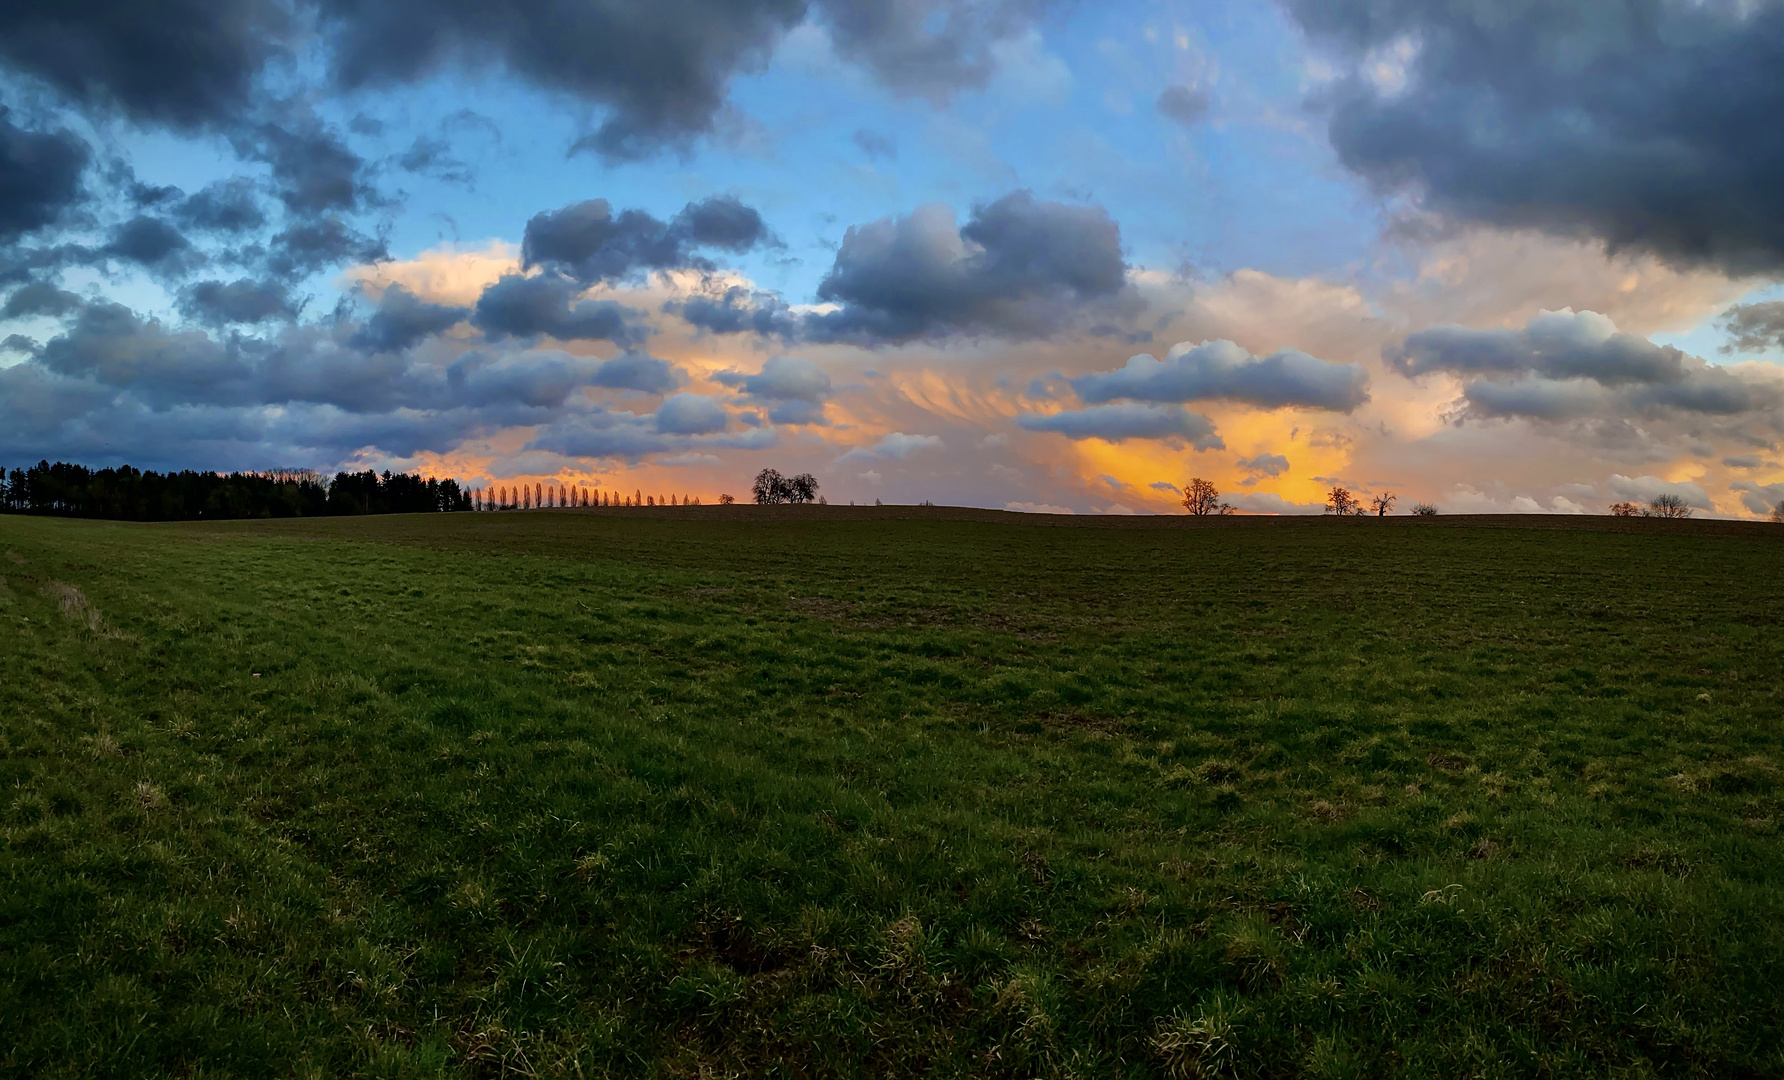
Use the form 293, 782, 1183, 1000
0, 461, 469, 521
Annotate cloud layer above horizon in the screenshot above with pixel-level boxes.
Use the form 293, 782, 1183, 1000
2, 0, 1782, 517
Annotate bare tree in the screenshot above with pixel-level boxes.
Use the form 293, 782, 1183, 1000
1410, 502, 1437, 516
1370, 492, 1397, 516
1644, 494, 1692, 519
1325, 486, 1359, 515
1609, 501, 1640, 517
1772, 502, 1784, 523
719, 493, 735, 505
752, 469, 783, 504
753, 469, 821, 504
1182, 477, 1223, 516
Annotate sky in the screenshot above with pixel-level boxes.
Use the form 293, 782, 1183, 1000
2, 0, 1783, 517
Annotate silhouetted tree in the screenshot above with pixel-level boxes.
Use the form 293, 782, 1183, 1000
753, 469, 784, 504
1410, 502, 1438, 516
1371, 492, 1397, 516
1771, 502, 1784, 523
1182, 477, 1223, 516
719, 493, 735, 505
1609, 501, 1640, 517
1644, 494, 1692, 519
1325, 486, 1359, 515
752, 471, 818, 504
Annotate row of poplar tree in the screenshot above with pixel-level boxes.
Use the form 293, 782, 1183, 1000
0, 461, 470, 520
471, 485, 701, 510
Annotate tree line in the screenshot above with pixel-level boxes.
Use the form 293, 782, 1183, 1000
0, 461, 469, 520
471, 485, 704, 509
467, 469, 821, 510
1179, 478, 1784, 520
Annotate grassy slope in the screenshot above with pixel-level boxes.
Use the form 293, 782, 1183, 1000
1, 510, 1781, 1079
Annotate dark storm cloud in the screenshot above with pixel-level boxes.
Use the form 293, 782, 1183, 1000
264, 218, 389, 282
472, 273, 646, 345
0, 0, 290, 130
238, 118, 374, 217
1071, 339, 1369, 412
668, 285, 801, 338
319, 0, 806, 160
1392, 310, 1784, 424
587, 353, 682, 394
1017, 403, 1224, 448
349, 285, 468, 352
521, 196, 773, 285
0, 284, 691, 470
1720, 301, 1784, 354
20, 294, 562, 416
36, 301, 255, 408
525, 405, 777, 461
815, 0, 1057, 100
0, 386, 506, 471
1391, 310, 1689, 385
807, 190, 1129, 344
1285, 0, 1784, 272
1457, 377, 1609, 422
1156, 84, 1210, 126
102, 217, 195, 273
2, 281, 84, 320
174, 178, 268, 234
438, 350, 630, 412
179, 278, 302, 326
0, 111, 90, 243
0, 1, 1053, 170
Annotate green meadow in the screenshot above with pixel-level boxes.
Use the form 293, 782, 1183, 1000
1, 508, 1781, 1079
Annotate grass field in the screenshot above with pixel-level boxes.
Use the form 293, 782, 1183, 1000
2, 508, 1781, 1079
